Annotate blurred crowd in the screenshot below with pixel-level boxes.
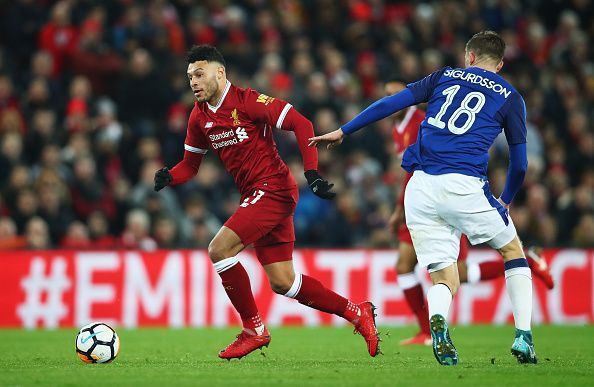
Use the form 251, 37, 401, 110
0, 0, 592, 250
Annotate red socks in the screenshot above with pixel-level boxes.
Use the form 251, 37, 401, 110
286, 274, 360, 322
214, 257, 264, 335
478, 261, 504, 281
398, 272, 430, 334
466, 260, 504, 283
402, 284, 430, 334
215, 257, 361, 330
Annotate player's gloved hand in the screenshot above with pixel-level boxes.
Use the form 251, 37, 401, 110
154, 167, 172, 191
304, 170, 336, 200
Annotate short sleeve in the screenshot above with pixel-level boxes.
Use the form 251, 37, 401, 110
406, 67, 449, 104
502, 92, 527, 145
243, 89, 293, 129
184, 106, 209, 154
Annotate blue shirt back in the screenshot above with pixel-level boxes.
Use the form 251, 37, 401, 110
402, 66, 527, 178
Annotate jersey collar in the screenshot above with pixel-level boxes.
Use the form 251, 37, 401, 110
395, 106, 417, 134
207, 80, 231, 113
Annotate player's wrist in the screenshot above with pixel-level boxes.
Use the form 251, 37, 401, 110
304, 170, 319, 183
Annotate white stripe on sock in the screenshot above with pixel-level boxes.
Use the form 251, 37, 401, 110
284, 273, 302, 298
213, 256, 239, 274
398, 272, 420, 290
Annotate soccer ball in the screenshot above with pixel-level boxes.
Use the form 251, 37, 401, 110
75, 322, 120, 363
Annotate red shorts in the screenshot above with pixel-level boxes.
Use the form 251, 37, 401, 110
224, 186, 298, 266
398, 224, 470, 261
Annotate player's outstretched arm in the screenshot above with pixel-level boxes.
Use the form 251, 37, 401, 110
308, 88, 416, 148
154, 150, 203, 191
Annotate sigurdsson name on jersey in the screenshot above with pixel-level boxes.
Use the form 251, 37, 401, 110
443, 69, 511, 98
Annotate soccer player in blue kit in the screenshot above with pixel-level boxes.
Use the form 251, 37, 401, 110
309, 31, 537, 365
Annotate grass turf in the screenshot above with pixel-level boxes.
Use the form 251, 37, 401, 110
0, 325, 592, 386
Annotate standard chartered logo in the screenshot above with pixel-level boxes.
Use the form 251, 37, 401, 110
210, 127, 249, 149
236, 127, 248, 142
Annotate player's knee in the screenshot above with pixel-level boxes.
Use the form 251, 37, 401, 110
269, 274, 295, 295
396, 258, 416, 274
497, 236, 524, 261
208, 240, 228, 262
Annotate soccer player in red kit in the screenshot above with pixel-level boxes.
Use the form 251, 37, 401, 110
383, 77, 555, 346
154, 45, 379, 360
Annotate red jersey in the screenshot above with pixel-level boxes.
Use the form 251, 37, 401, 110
391, 106, 425, 154
183, 81, 297, 194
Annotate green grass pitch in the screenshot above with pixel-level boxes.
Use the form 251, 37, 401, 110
0, 325, 592, 386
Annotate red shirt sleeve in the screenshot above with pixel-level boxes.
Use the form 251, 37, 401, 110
243, 90, 318, 171
243, 89, 293, 129
170, 106, 207, 185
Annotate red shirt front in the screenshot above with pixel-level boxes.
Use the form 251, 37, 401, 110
391, 106, 425, 154
184, 82, 296, 195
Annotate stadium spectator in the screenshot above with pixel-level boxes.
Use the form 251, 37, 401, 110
87, 210, 116, 249
0, 0, 590, 249
0, 216, 25, 249
119, 208, 157, 250
24, 216, 51, 249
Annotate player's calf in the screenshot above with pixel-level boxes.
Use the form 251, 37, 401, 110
273, 268, 380, 357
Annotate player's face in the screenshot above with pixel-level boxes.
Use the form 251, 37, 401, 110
187, 61, 222, 103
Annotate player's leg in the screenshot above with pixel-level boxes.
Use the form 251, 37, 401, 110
457, 234, 504, 283
440, 177, 536, 364
404, 171, 460, 365
208, 226, 265, 333
208, 226, 272, 360
425, 262, 460, 366
214, 189, 294, 360
458, 236, 554, 288
396, 235, 431, 345
492, 235, 537, 364
257, 236, 380, 356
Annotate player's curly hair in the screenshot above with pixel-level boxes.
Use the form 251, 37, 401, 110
186, 45, 226, 67
465, 31, 506, 62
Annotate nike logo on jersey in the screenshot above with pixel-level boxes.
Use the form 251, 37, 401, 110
205, 122, 213, 128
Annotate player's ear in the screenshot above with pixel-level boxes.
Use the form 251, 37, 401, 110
468, 51, 476, 66
496, 60, 504, 73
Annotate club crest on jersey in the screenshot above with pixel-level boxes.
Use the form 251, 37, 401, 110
231, 109, 241, 126
256, 94, 275, 105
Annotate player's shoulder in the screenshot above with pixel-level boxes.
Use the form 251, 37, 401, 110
233, 85, 277, 106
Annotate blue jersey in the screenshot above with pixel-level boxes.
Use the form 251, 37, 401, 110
401, 66, 527, 178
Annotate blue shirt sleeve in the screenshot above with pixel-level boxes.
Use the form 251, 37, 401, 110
500, 142, 528, 204
502, 92, 527, 145
406, 67, 449, 103
341, 88, 416, 135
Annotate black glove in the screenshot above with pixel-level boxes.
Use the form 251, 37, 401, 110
304, 170, 336, 200
154, 167, 172, 191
